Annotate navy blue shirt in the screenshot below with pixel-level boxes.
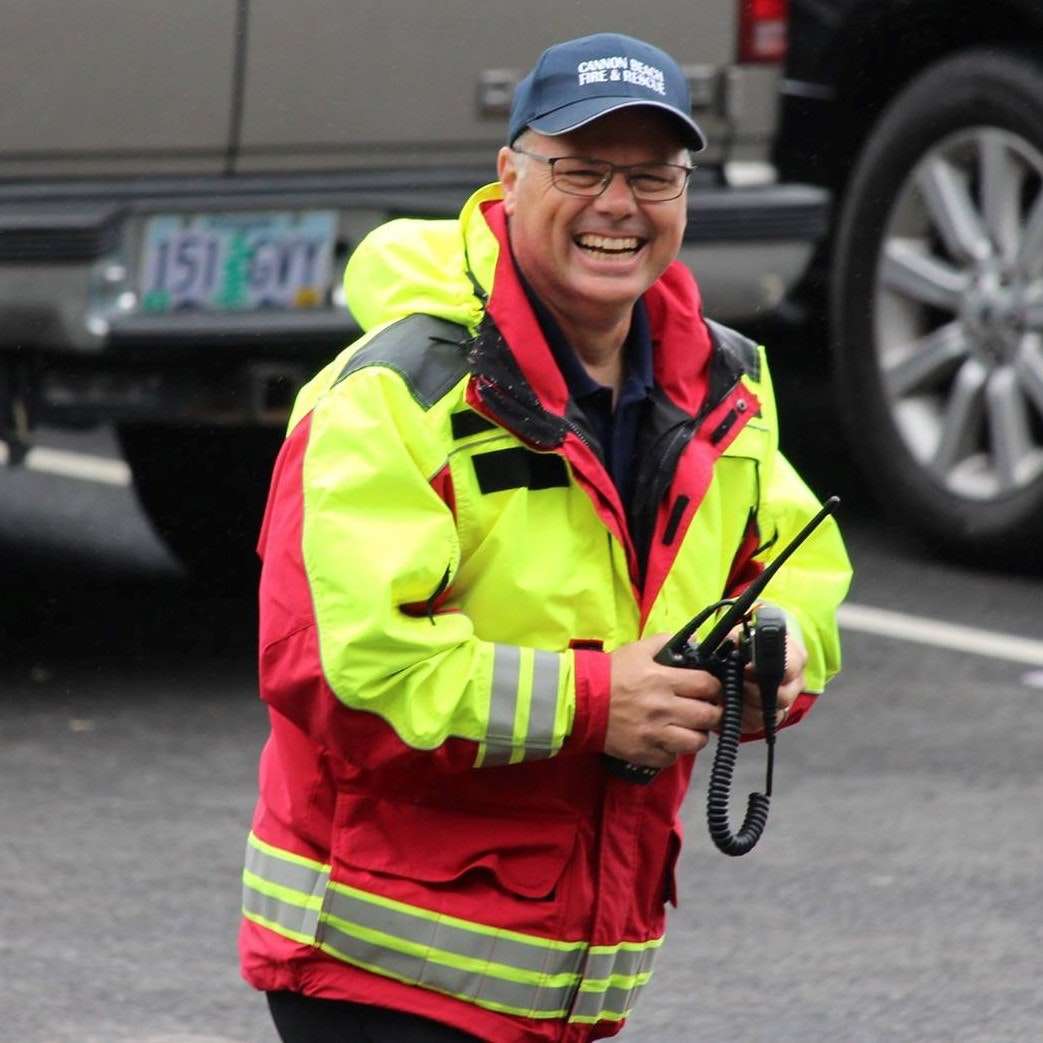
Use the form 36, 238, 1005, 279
523, 284, 655, 509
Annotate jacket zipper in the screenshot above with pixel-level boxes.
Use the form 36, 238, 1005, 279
629, 378, 746, 582
629, 418, 697, 581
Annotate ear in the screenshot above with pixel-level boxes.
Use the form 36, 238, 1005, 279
497, 146, 520, 217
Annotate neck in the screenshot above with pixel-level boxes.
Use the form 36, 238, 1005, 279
535, 292, 633, 395
557, 303, 629, 394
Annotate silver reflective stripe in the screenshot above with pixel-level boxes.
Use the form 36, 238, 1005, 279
483, 645, 562, 766
243, 835, 586, 1019
243, 880, 323, 941
243, 840, 662, 1024
521, 650, 561, 759
568, 941, 662, 1024
486, 643, 521, 746
570, 980, 646, 1022
245, 835, 327, 896
241, 835, 329, 943
582, 941, 660, 981
320, 916, 575, 1018
323, 884, 584, 978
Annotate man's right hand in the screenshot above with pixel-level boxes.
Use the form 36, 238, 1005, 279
604, 634, 723, 768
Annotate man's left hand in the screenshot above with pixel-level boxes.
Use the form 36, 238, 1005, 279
741, 631, 807, 734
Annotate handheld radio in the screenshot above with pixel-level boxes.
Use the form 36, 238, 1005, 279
605, 496, 840, 856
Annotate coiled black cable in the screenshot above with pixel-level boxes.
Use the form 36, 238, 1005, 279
706, 645, 776, 856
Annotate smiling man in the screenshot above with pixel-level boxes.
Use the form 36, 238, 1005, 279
504, 104, 688, 316
240, 33, 851, 1043
501, 107, 688, 398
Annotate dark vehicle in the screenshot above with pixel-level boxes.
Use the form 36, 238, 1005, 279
778, 0, 1043, 564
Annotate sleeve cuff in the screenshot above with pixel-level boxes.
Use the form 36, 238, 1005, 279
565, 649, 611, 754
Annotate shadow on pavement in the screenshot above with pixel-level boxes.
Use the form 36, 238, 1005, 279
0, 541, 258, 675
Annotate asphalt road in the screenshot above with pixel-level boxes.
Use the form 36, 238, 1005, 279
2, 393, 1042, 1042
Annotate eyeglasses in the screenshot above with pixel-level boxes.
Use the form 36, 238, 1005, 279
511, 147, 693, 201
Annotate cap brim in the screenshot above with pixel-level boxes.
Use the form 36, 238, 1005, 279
526, 97, 706, 152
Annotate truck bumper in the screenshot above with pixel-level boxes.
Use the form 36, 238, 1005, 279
0, 173, 828, 428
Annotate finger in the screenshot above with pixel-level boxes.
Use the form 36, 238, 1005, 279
775, 674, 805, 711
738, 692, 794, 733
785, 634, 808, 676
668, 696, 722, 733
739, 705, 766, 733
665, 667, 722, 702
740, 679, 776, 717
644, 633, 676, 659
660, 723, 711, 757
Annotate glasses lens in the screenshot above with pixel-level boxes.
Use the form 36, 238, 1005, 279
628, 165, 688, 200
550, 158, 613, 196
549, 158, 688, 199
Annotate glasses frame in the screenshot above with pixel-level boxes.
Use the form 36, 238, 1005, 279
510, 147, 694, 202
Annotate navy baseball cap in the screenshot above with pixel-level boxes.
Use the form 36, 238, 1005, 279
508, 33, 706, 152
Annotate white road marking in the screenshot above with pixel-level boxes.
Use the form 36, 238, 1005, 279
0, 442, 131, 486
839, 602, 1043, 667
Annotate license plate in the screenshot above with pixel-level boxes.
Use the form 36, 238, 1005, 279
138, 210, 338, 312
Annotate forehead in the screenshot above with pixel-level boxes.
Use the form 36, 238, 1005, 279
543, 107, 688, 159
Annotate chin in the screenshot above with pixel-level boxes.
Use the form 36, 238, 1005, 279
570, 274, 651, 309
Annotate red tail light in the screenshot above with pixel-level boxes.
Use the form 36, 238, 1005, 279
738, 0, 789, 63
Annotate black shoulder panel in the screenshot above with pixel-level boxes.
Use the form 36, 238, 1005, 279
705, 318, 762, 384
333, 314, 471, 410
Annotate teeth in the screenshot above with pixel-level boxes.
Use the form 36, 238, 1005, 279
576, 234, 641, 252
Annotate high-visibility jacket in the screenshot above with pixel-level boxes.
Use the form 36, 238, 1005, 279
240, 183, 851, 1042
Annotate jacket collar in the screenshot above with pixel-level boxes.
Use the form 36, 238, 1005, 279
461, 184, 714, 421
461, 185, 760, 608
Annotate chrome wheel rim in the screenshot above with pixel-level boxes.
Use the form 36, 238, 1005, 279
875, 127, 1043, 500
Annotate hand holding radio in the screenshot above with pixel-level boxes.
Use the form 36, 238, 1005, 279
603, 496, 840, 853
736, 625, 808, 733
603, 634, 722, 769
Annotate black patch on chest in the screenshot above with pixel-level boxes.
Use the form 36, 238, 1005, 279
472, 447, 569, 494
450, 410, 497, 439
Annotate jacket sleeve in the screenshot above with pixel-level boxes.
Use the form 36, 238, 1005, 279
734, 348, 852, 732
257, 362, 603, 775
754, 449, 851, 695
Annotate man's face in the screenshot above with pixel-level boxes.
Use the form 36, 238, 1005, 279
497, 108, 689, 318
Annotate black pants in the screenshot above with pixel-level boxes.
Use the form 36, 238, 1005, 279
267, 991, 484, 1043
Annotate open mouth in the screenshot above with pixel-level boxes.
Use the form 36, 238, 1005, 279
573, 233, 646, 257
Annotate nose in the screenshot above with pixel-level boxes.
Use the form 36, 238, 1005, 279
593, 171, 638, 218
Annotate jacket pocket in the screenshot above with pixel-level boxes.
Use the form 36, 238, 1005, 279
321, 792, 586, 1016
330, 791, 577, 904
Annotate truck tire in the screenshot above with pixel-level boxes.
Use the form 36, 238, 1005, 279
118, 423, 282, 586
832, 49, 1043, 565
